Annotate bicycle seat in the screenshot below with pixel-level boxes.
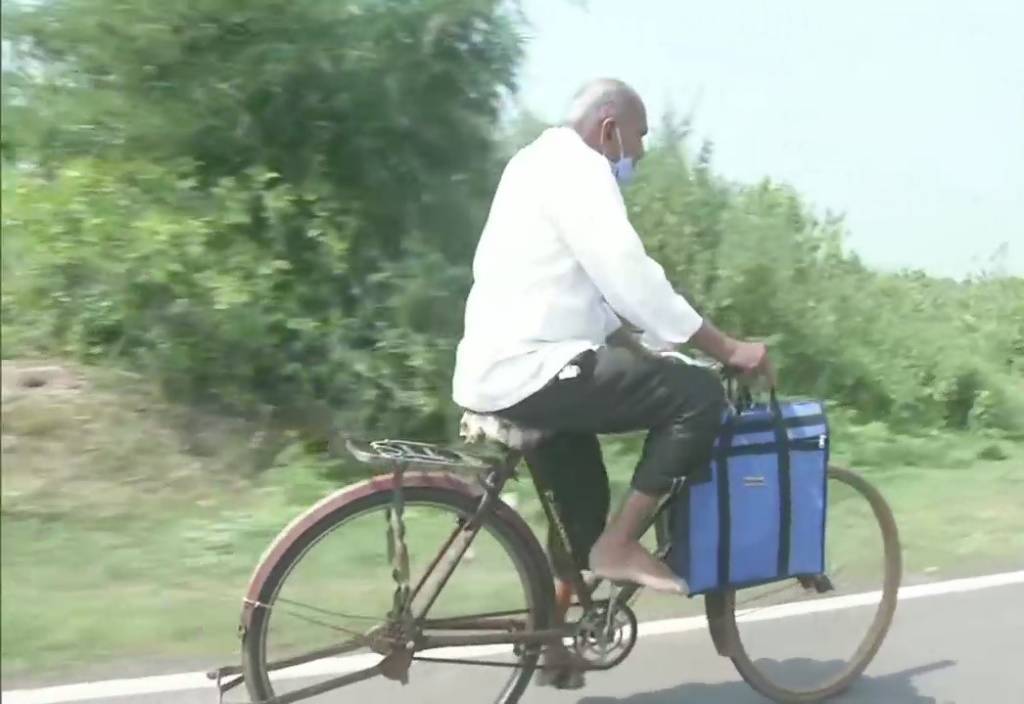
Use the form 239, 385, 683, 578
459, 411, 547, 450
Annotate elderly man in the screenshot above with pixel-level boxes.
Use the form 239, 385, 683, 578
453, 78, 773, 685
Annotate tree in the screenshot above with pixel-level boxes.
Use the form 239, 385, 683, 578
3, 0, 525, 440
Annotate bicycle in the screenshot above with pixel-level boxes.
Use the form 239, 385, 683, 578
210, 361, 902, 704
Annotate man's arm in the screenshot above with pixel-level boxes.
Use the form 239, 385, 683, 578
607, 316, 775, 382
552, 156, 703, 347
552, 149, 774, 381
689, 319, 775, 383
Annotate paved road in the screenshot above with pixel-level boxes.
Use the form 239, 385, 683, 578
6, 578, 1022, 704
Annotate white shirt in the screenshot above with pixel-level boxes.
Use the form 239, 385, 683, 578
452, 127, 703, 412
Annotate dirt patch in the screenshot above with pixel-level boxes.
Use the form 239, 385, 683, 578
1, 359, 85, 404
0, 358, 277, 517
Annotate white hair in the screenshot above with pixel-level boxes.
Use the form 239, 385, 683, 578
564, 78, 641, 130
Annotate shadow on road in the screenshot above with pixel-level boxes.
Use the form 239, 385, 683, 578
577, 659, 956, 704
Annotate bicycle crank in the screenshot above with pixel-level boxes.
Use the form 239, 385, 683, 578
572, 601, 638, 670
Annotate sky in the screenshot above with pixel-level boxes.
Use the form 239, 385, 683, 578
515, 0, 1024, 278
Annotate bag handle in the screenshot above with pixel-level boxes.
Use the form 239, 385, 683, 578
732, 379, 780, 415
766, 387, 792, 575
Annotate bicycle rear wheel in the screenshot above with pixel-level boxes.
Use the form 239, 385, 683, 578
241, 484, 554, 704
722, 466, 902, 703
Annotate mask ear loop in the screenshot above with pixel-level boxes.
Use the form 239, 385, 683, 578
599, 117, 618, 160
598, 115, 626, 159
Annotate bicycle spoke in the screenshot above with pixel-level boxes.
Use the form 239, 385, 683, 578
276, 597, 385, 623
264, 597, 389, 641
275, 607, 379, 640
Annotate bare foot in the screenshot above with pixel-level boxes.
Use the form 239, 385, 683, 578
589, 537, 688, 594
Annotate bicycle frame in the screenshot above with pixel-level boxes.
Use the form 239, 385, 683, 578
382, 445, 679, 651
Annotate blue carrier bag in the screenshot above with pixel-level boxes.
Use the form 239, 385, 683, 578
668, 395, 829, 595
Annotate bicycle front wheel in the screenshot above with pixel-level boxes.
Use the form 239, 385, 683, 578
723, 466, 902, 703
241, 484, 554, 704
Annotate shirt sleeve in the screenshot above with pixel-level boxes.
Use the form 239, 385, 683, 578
547, 150, 704, 345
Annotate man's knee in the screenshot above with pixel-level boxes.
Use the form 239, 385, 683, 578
663, 362, 726, 427
629, 365, 726, 495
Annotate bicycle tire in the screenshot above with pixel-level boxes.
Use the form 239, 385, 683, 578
724, 466, 902, 703
241, 484, 555, 704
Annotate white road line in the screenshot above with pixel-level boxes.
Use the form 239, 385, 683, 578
5, 569, 1023, 704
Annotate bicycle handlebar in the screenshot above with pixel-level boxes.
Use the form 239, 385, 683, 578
657, 350, 744, 379
657, 349, 768, 410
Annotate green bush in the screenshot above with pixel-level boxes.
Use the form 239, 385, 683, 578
2, 159, 474, 439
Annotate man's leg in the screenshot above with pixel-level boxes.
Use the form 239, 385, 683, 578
524, 433, 610, 583
591, 362, 725, 591
500, 346, 725, 593
523, 433, 608, 688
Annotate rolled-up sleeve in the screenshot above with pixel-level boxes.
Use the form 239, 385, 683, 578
548, 155, 703, 345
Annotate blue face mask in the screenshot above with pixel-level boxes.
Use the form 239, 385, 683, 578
608, 126, 636, 187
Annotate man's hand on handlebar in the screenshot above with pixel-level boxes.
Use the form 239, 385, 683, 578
687, 320, 777, 387
726, 340, 777, 386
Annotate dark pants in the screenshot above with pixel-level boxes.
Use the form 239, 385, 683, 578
498, 346, 725, 579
